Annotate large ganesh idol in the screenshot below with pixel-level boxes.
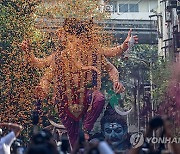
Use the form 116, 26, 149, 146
21, 18, 138, 147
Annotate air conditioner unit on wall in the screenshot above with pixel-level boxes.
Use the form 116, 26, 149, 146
104, 5, 114, 12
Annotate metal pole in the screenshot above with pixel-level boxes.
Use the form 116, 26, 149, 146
150, 59, 156, 150
137, 76, 140, 131
150, 60, 154, 118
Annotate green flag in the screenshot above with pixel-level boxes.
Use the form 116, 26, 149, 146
107, 90, 121, 108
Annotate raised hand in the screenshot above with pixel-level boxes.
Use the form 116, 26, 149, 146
122, 29, 138, 51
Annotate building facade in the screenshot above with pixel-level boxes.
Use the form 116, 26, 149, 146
101, 0, 158, 44
35, 0, 158, 44
157, 0, 180, 61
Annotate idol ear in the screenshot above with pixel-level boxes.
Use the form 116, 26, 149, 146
123, 133, 128, 140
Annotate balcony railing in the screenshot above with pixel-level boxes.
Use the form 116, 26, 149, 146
35, 17, 158, 44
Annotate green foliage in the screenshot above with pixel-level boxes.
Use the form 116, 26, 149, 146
104, 44, 171, 121
0, 0, 39, 47
103, 44, 158, 107
152, 59, 170, 105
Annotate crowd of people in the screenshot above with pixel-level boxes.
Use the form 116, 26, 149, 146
0, 115, 179, 154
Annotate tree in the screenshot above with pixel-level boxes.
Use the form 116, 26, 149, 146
101, 44, 158, 128
0, 0, 42, 142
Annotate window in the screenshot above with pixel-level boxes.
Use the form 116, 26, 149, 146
129, 4, 139, 12
113, 2, 118, 12
119, 4, 139, 12
119, 4, 128, 12
107, 1, 118, 12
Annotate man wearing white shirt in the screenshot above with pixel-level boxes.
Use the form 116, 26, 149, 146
0, 123, 23, 154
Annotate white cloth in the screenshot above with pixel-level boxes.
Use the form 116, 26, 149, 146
0, 131, 16, 154
98, 141, 114, 154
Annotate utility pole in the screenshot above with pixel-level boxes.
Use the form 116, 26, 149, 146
149, 15, 156, 120
149, 59, 154, 119
137, 69, 140, 131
